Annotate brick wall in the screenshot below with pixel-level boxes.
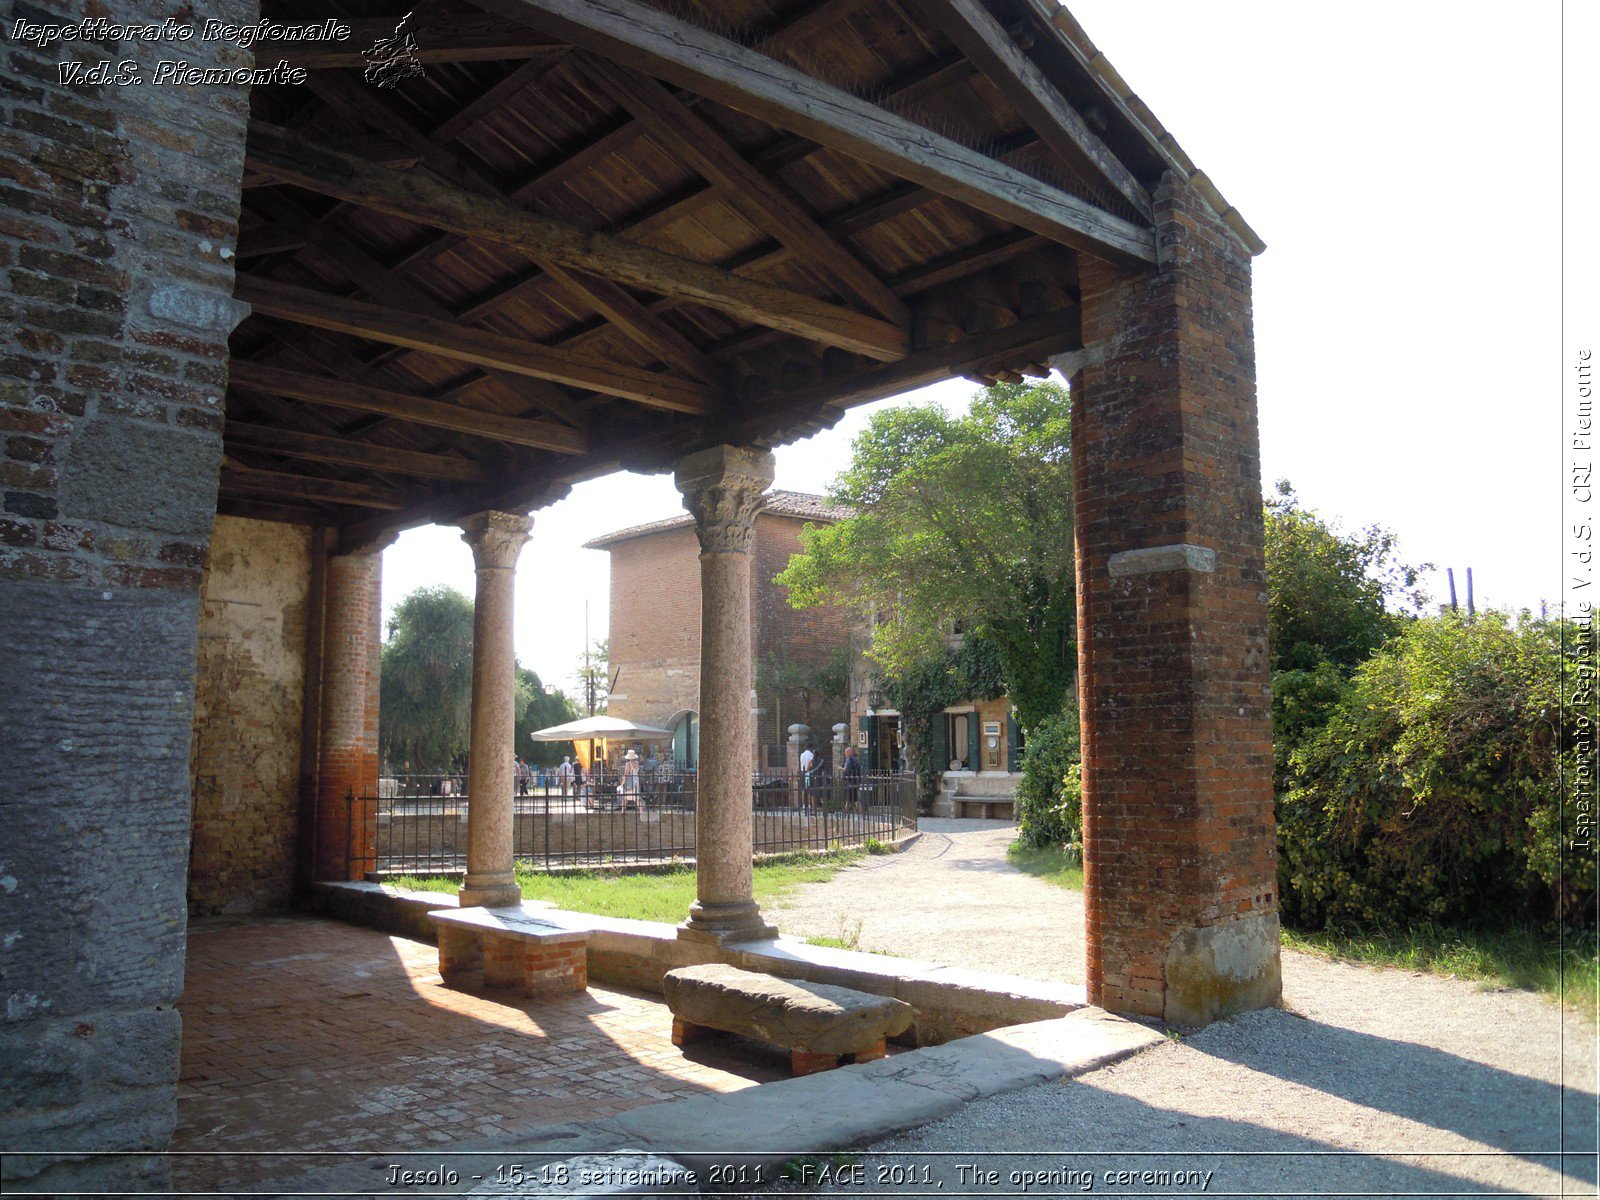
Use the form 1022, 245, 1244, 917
752, 513, 855, 762
602, 513, 854, 767
0, 1, 258, 1189
604, 523, 702, 736
188, 516, 313, 915
1071, 172, 1280, 1028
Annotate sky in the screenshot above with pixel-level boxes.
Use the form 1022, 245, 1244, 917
382, 1, 1578, 696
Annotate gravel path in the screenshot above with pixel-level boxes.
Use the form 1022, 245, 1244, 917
764, 821, 1597, 1197
769, 820, 1086, 980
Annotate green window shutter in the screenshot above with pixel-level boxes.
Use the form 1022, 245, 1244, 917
930, 712, 949, 774
1007, 713, 1022, 772
858, 715, 878, 769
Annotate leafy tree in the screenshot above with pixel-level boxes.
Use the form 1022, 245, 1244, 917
379, 584, 578, 772
779, 381, 1077, 733
1278, 612, 1590, 928
514, 667, 579, 766
1264, 482, 1431, 777
1013, 709, 1083, 852
380, 585, 475, 772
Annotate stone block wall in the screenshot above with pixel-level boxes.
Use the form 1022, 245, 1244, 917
0, 0, 258, 1189
189, 516, 314, 915
1071, 172, 1280, 1027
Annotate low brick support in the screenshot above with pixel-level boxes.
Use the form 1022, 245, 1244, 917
1071, 172, 1281, 1028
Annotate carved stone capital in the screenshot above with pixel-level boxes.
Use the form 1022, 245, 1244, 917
674, 445, 776, 555
459, 510, 533, 570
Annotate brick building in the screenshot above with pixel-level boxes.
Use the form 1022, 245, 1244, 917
587, 490, 855, 771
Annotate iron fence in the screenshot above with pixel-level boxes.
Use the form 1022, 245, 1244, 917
349, 768, 917, 877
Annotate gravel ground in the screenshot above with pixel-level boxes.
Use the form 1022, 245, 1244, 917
761, 821, 1597, 1198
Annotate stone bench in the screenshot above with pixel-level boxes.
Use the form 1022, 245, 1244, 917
429, 907, 590, 997
662, 963, 912, 1076
955, 796, 1014, 820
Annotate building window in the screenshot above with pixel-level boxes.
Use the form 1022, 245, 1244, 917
948, 713, 970, 769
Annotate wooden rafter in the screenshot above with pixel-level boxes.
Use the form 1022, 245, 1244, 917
243, 120, 910, 360
224, 421, 489, 483
234, 276, 716, 415
473, 0, 1156, 266
229, 361, 591, 455
301, 228, 594, 429
574, 57, 911, 328
728, 302, 1083, 441
299, 72, 717, 384
221, 461, 407, 510
910, 0, 1150, 217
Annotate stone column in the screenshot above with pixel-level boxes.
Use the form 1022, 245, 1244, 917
675, 445, 777, 942
1069, 172, 1280, 1028
314, 543, 387, 882
458, 510, 534, 909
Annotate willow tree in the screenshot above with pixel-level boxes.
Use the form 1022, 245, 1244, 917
379, 584, 576, 771
778, 381, 1077, 735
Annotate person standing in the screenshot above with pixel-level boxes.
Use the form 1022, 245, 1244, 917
841, 743, 864, 814
620, 748, 642, 812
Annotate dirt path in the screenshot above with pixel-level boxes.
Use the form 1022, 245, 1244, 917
766, 820, 1597, 1197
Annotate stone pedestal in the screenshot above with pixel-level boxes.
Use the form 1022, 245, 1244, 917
458, 511, 533, 909
674, 445, 777, 943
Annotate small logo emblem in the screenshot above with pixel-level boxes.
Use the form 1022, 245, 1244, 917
362, 12, 425, 89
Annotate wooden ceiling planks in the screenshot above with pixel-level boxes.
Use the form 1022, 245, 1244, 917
229, 0, 1162, 543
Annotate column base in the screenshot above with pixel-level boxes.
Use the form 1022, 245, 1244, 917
459, 872, 522, 909
677, 899, 777, 944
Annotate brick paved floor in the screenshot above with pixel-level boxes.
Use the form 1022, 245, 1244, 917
173, 916, 786, 1195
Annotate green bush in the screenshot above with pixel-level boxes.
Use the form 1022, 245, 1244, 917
1014, 709, 1082, 852
1278, 612, 1591, 929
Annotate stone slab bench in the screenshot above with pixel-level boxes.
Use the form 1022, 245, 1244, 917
430, 907, 591, 997
955, 796, 1014, 820
662, 963, 912, 1076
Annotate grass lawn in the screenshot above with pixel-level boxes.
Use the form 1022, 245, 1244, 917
1004, 840, 1084, 890
390, 850, 860, 926
1004, 838, 1594, 1014
1282, 924, 1598, 1015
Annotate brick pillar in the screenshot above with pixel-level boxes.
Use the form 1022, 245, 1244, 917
675, 445, 778, 943
313, 547, 385, 881
1071, 172, 1280, 1028
458, 510, 533, 909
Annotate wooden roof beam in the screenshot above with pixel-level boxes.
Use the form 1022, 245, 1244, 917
575, 58, 911, 329
235, 276, 715, 415
229, 361, 589, 455
224, 421, 489, 483
476, 0, 1156, 267
300, 72, 717, 385
221, 460, 408, 510
244, 119, 909, 361
909, 0, 1150, 218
